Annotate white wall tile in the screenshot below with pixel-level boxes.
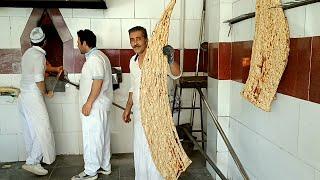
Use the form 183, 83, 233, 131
104, 0, 134, 18
1, 105, 21, 134
17, 134, 26, 161
299, 100, 320, 170
62, 104, 81, 132
232, 0, 253, 42
216, 117, 229, 152
219, 3, 232, 42
135, 0, 164, 19
0, 74, 12, 87
262, 94, 299, 155
229, 110, 316, 180
78, 131, 83, 154
285, 6, 306, 38
185, 0, 203, 20
91, 19, 121, 49
208, 77, 218, 115
228, 118, 261, 175
10, 74, 21, 88
10, 17, 28, 48
185, 19, 201, 49
232, 19, 253, 42
0, 135, 18, 162
59, 8, 73, 18
215, 152, 228, 179
47, 104, 63, 132
0, 17, 11, 49
206, 0, 218, 42
54, 132, 80, 155
0, 8, 28, 17
305, 3, 320, 37
168, 19, 181, 48
72, 9, 104, 18
218, 80, 230, 116
206, 111, 217, 172
45, 90, 78, 104
151, 19, 180, 49
64, 18, 91, 48
164, 0, 181, 19
230, 81, 243, 120
111, 130, 133, 153
121, 19, 151, 49
257, 129, 315, 180
232, 0, 253, 18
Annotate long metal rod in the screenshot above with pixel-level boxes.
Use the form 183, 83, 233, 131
62, 77, 131, 114
182, 127, 227, 180
224, 0, 320, 25
197, 88, 249, 180
190, 0, 206, 127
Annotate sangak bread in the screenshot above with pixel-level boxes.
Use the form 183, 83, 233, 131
241, 0, 290, 112
139, 0, 191, 179
0, 87, 20, 96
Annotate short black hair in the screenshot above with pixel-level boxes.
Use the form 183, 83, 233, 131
128, 26, 148, 39
77, 29, 96, 48
31, 38, 46, 47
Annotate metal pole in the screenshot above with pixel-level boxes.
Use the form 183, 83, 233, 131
182, 127, 227, 180
197, 88, 250, 180
190, 0, 206, 127
224, 0, 320, 25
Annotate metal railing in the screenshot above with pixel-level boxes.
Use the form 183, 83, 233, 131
196, 88, 249, 180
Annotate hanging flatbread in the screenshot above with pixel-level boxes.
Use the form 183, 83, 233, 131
140, 0, 191, 179
241, 0, 290, 111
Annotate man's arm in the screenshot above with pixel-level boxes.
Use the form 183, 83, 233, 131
36, 81, 53, 98
163, 45, 182, 78
122, 92, 133, 123
169, 61, 181, 77
82, 79, 103, 116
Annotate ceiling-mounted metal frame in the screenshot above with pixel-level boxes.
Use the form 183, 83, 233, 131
224, 0, 320, 25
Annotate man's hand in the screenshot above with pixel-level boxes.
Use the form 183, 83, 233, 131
82, 102, 93, 116
163, 45, 175, 65
45, 90, 54, 98
122, 109, 131, 123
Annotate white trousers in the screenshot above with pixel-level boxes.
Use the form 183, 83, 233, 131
81, 106, 111, 176
19, 101, 43, 165
133, 117, 163, 180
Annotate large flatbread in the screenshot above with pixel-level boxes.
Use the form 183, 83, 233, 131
241, 0, 290, 111
139, 0, 191, 179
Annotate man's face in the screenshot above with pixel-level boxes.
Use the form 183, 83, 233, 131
129, 31, 147, 54
77, 37, 86, 54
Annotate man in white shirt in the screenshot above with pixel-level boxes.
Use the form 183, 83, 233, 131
72, 29, 113, 180
18, 27, 56, 176
122, 26, 181, 180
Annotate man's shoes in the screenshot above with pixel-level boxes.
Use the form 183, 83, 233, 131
71, 171, 98, 180
97, 168, 111, 175
22, 164, 48, 176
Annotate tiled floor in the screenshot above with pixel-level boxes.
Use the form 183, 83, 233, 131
0, 151, 214, 180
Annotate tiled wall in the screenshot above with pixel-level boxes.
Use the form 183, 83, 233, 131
206, 0, 320, 179
0, 0, 207, 162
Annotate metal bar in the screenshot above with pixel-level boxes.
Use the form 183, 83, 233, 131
190, 0, 206, 127
197, 88, 249, 180
112, 102, 133, 114
182, 127, 227, 180
224, 0, 320, 25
